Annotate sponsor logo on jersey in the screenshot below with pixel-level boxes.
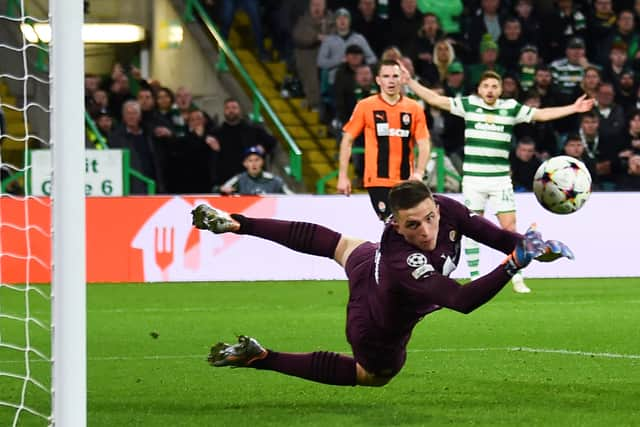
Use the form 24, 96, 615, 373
376, 122, 410, 137
474, 122, 505, 132
407, 253, 427, 267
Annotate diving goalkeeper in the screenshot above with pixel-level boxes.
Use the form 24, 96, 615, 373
191, 181, 573, 387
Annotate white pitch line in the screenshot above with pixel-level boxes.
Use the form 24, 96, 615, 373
1, 347, 639, 365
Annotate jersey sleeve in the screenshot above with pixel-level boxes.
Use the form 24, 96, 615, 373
397, 264, 514, 314
449, 96, 466, 118
342, 99, 366, 139
514, 102, 536, 124
436, 195, 521, 254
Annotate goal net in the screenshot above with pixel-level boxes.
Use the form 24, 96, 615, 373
0, 1, 86, 426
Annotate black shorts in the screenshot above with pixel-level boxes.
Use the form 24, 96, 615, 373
366, 187, 392, 221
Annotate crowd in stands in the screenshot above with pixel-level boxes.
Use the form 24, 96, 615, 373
84, 63, 290, 195
206, 0, 640, 191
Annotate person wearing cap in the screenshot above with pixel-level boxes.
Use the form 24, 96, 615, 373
317, 7, 377, 89
444, 61, 466, 97
219, 146, 293, 195
549, 36, 592, 100
334, 44, 367, 123
399, 61, 594, 293
467, 35, 505, 89
615, 68, 636, 116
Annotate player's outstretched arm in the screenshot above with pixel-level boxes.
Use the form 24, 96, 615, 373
396, 61, 451, 112
532, 94, 594, 122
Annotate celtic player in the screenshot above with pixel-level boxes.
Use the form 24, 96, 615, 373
400, 66, 593, 293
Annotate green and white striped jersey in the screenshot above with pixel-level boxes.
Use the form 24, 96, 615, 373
550, 58, 584, 94
450, 95, 536, 177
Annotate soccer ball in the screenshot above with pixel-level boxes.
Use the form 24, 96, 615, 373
532, 155, 592, 214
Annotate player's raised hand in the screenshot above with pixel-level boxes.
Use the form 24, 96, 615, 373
337, 175, 352, 196
536, 240, 575, 262
574, 94, 595, 113
396, 60, 411, 84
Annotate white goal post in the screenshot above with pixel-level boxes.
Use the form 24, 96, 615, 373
50, 0, 86, 425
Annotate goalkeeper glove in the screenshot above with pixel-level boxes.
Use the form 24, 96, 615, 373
503, 224, 546, 276
536, 240, 575, 262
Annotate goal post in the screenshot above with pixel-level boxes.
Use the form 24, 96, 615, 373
50, 0, 86, 425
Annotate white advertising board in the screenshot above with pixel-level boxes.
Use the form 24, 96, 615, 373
30, 149, 123, 196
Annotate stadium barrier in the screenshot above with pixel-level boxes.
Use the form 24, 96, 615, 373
1, 193, 639, 283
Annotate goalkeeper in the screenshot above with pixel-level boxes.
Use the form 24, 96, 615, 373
191, 181, 573, 387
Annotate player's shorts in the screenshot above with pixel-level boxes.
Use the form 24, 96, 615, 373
462, 175, 516, 214
344, 242, 408, 378
366, 187, 392, 221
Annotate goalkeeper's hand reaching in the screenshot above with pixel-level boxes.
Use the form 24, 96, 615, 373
536, 240, 575, 262
503, 224, 546, 276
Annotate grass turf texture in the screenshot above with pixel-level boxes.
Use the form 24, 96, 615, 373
1, 278, 639, 426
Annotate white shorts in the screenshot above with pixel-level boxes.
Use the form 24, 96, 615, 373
462, 175, 516, 214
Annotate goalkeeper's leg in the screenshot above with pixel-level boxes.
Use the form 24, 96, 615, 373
191, 204, 364, 267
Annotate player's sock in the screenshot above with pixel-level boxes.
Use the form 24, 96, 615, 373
465, 237, 480, 279
230, 215, 341, 259
251, 350, 357, 386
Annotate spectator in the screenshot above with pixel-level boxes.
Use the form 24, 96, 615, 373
602, 40, 630, 85
94, 110, 114, 138
388, 0, 424, 61
165, 109, 219, 194
334, 46, 368, 124
414, 13, 446, 81
578, 110, 618, 190
339, 64, 378, 186
380, 45, 403, 62
219, 0, 267, 60
212, 98, 277, 185
84, 74, 101, 112
501, 73, 522, 100
107, 63, 133, 121
510, 137, 541, 191
419, 38, 456, 86
595, 81, 626, 144
351, 0, 389, 56
549, 36, 591, 105
513, 0, 541, 48
444, 61, 467, 97
317, 7, 377, 88
531, 64, 562, 109
497, 16, 526, 72
615, 69, 637, 116
539, 0, 587, 62
587, 0, 617, 66
292, 0, 335, 111
467, 36, 504, 89
614, 110, 640, 189
604, 10, 640, 65
518, 44, 540, 92
220, 146, 293, 195
465, 0, 505, 63
89, 89, 110, 118
562, 132, 597, 179
417, 0, 463, 38
109, 100, 163, 194
514, 91, 559, 159
580, 66, 602, 100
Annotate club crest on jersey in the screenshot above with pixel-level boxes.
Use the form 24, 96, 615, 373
401, 113, 411, 126
485, 114, 495, 124
407, 253, 427, 267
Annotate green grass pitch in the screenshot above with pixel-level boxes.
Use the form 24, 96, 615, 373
1, 278, 639, 426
